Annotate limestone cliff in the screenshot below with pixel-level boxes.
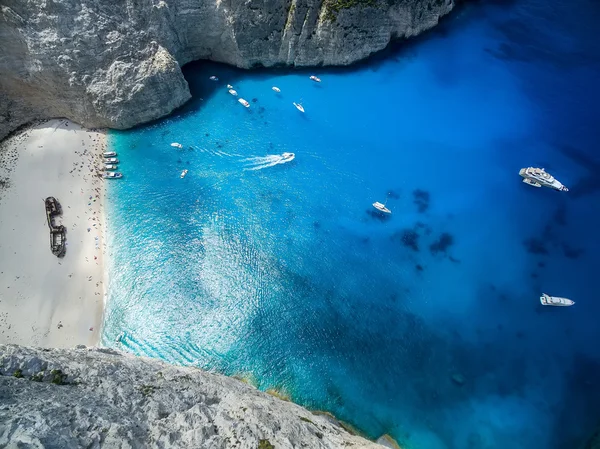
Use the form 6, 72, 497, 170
0, 344, 386, 448
0, 0, 454, 139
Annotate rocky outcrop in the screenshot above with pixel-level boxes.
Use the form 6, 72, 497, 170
0, 344, 385, 448
0, 0, 454, 139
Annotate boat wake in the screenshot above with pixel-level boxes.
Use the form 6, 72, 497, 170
242, 154, 294, 171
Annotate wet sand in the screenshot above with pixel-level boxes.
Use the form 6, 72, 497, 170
0, 119, 106, 347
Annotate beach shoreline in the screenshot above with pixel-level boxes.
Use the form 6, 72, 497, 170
0, 119, 107, 348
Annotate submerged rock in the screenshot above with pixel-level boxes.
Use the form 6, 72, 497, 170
0, 0, 455, 139
0, 344, 384, 448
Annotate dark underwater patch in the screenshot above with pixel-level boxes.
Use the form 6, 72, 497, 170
430, 232, 454, 255
413, 189, 430, 213
398, 229, 419, 252
387, 189, 400, 200
523, 237, 548, 255
562, 243, 584, 259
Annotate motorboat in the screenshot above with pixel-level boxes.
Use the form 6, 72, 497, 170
171, 142, 183, 148
104, 157, 119, 164
180, 169, 188, 179
238, 98, 250, 108
229, 89, 238, 96
272, 86, 281, 93
293, 102, 305, 113
103, 151, 117, 157
227, 84, 233, 89
372, 201, 391, 214
104, 164, 118, 171
277, 152, 295, 164
103, 172, 122, 179
209, 76, 219, 81
309, 75, 321, 83
540, 293, 574, 307
519, 167, 568, 191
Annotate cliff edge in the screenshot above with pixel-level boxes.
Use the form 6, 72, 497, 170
0, 344, 386, 448
0, 0, 454, 139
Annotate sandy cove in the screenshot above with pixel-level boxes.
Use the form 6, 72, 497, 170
0, 119, 107, 347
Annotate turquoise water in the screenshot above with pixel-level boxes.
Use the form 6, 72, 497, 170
103, 1, 600, 448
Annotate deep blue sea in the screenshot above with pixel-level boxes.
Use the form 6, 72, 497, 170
102, 1, 600, 447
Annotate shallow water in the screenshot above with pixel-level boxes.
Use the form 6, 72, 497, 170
103, 1, 600, 447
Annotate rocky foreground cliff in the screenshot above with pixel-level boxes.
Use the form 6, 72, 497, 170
0, 0, 454, 139
0, 344, 396, 449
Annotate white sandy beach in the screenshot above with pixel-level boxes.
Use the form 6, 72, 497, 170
0, 119, 107, 347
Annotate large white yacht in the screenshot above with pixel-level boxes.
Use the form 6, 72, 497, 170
540, 293, 574, 307
519, 167, 568, 191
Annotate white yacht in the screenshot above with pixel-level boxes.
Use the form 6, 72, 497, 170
104, 157, 119, 164
519, 167, 568, 191
372, 201, 391, 214
238, 98, 250, 108
103, 172, 122, 179
272, 86, 281, 93
180, 169, 188, 179
309, 75, 321, 83
228, 89, 238, 96
293, 102, 305, 113
171, 142, 183, 149
227, 84, 233, 89
104, 164, 118, 171
103, 151, 117, 157
209, 76, 219, 81
278, 152, 295, 163
540, 293, 574, 307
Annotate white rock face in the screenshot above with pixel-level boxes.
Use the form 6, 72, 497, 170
0, 0, 453, 139
0, 344, 386, 448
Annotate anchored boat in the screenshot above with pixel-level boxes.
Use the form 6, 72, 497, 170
309, 75, 321, 83
238, 98, 250, 108
519, 167, 568, 191
372, 201, 391, 214
104, 157, 119, 164
540, 293, 574, 307
272, 86, 281, 93
229, 89, 238, 96
293, 102, 304, 113
103, 151, 117, 157
171, 142, 183, 149
104, 164, 118, 171
227, 84, 233, 89
209, 75, 219, 81
180, 169, 188, 179
103, 172, 122, 179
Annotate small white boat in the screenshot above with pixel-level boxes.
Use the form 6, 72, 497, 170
103, 151, 117, 157
104, 164, 118, 171
278, 152, 295, 164
540, 293, 574, 307
103, 172, 122, 179
227, 84, 233, 89
180, 169, 188, 179
372, 201, 391, 214
309, 75, 321, 83
238, 98, 250, 108
104, 157, 119, 164
209, 76, 219, 81
229, 89, 238, 96
170, 142, 183, 149
293, 102, 305, 113
272, 86, 281, 93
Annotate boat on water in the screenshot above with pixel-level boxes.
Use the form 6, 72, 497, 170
104, 157, 119, 164
238, 98, 250, 108
104, 164, 118, 171
519, 167, 568, 191
180, 169, 188, 179
171, 142, 183, 148
229, 89, 238, 96
272, 86, 281, 93
103, 151, 117, 157
309, 75, 321, 83
103, 172, 122, 179
227, 84, 233, 89
278, 152, 295, 164
372, 201, 391, 214
540, 293, 574, 307
293, 102, 305, 113
209, 75, 219, 81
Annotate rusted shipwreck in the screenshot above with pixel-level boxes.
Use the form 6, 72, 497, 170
45, 197, 66, 257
